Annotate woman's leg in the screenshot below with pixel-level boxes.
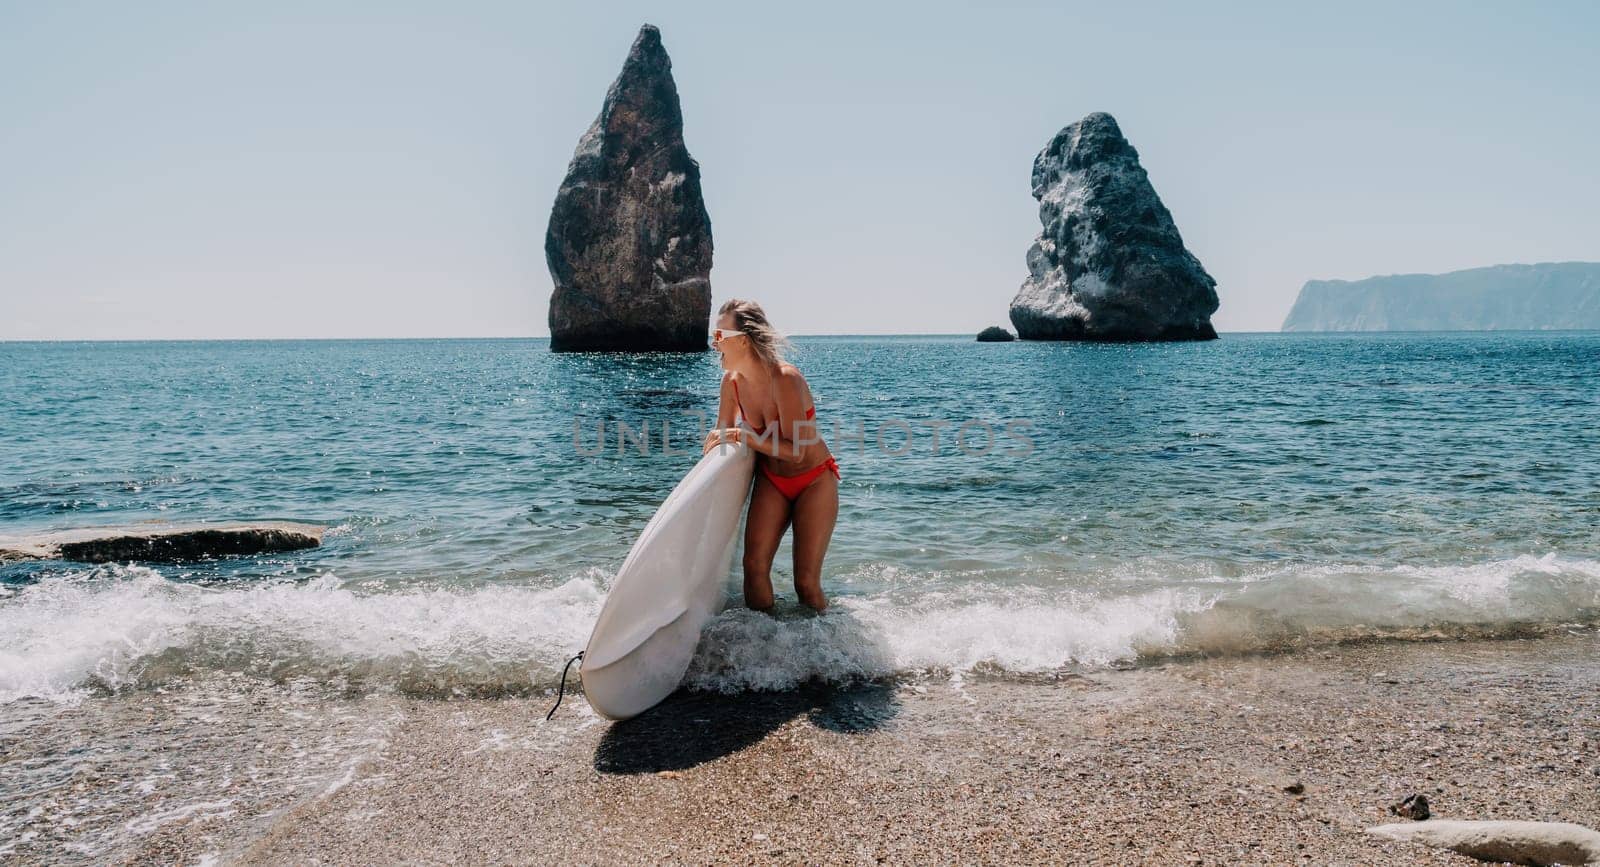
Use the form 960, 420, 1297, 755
790, 472, 838, 611
741, 472, 791, 611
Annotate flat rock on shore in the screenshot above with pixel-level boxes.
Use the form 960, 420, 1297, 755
0, 521, 324, 563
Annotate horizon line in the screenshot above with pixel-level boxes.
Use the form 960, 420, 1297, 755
0, 330, 1299, 344
8, 328, 1600, 345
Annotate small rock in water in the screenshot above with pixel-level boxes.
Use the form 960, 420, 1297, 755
1391, 793, 1431, 820
975, 326, 1015, 342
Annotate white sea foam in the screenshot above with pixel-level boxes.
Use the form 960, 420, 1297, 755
0, 564, 604, 702
2, 555, 1598, 702
683, 587, 1200, 692
123, 800, 236, 836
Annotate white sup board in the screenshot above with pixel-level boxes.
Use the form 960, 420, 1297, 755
580, 443, 755, 720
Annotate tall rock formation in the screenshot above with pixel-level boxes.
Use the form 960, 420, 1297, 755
1009, 112, 1218, 341
546, 25, 713, 352
1282, 262, 1600, 332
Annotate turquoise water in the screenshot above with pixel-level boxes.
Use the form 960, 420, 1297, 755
2, 333, 1598, 700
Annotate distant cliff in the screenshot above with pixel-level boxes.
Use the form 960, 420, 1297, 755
1281, 263, 1600, 332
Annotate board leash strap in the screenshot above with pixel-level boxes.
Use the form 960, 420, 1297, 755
544, 651, 584, 721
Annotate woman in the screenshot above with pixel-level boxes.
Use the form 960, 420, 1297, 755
702, 299, 839, 612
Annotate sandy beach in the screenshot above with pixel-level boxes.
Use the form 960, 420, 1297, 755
8, 629, 1592, 865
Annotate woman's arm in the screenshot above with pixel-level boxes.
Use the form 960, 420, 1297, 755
715, 372, 737, 429
706, 418, 802, 458
704, 373, 743, 454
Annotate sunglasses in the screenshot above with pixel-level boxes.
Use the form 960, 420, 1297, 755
711, 328, 746, 342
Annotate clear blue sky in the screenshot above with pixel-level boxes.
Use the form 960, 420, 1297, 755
2, 1, 1596, 339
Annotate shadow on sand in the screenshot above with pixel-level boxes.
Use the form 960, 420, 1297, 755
593, 680, 899, 775
593, 600, 902, 774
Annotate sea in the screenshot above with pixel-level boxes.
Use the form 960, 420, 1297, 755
3, 333, 1599, 701
3, 332, 1599, 857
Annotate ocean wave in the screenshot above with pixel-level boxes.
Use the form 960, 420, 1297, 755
2, 554, 1598, 702
0, 565, 604, 703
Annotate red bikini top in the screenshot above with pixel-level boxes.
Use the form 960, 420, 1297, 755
729, 376, 814, 425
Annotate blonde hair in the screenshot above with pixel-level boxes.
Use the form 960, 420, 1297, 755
718, 299, 791, 366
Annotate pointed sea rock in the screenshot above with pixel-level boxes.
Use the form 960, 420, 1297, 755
1009, 112, 1219, 341
546, 25, 713, 352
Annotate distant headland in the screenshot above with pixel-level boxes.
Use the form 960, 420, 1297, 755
1282, 262, 1600, 332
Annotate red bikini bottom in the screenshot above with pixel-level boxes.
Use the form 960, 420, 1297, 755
761, 456, 840, 501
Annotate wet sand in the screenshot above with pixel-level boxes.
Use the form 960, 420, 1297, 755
14, 631, 1600, 865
